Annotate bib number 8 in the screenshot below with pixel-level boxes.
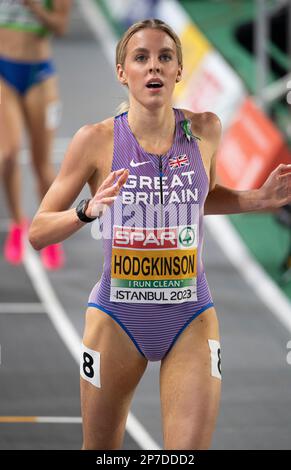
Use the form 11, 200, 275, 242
208, 339, 222, 380
80, 344, 101, 388
217, 348, 221, 376
83, 352, 94, 379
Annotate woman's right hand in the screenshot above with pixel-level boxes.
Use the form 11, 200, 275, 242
86, 168, 129, 218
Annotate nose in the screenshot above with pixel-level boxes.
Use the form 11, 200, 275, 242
149, 57, 160, 73
150, 67, 160, 73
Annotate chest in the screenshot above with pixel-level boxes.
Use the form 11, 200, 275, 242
89, 129, 211, 200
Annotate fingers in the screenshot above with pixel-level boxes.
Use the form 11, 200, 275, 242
98, 184, 118, 198
98, 168, 128, 191
98, 173, 128, 199
90, 168, 129, 215
278, 172, 291, 178
98, 168, 124, 189
115, 168, 129, 190
276, 164, 291, 174
101, 196, 118, 204
278, 164, 291, 169
90, 197, 117, 217
93, 195, 118, 206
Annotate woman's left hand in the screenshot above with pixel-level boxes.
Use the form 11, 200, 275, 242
259, 163, 291, 209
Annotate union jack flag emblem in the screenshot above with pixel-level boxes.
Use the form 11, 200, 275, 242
169, 154, 189, 169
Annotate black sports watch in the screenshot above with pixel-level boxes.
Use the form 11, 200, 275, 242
76, 199, 97, 223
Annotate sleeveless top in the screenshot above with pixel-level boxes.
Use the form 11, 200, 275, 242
89, 108, 212, 308
0, 0, 53, 36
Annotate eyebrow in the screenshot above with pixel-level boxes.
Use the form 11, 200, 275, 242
131, 47, 175, 54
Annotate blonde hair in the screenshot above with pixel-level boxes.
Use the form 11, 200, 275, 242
116, 18, 183, 115
116, 101, 130, 115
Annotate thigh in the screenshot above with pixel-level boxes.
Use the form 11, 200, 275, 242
81, 307, 148, 450
0, 78, 23, 158
160, 306, 221, 450
22, 75, 60, 165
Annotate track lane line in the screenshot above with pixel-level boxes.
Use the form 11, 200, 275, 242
0, 416, 82, 424
205, 216, 291, 332
22, 241, 160, 450
0, 303, 45, 314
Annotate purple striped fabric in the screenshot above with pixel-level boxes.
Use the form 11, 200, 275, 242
88, 108, 214, 361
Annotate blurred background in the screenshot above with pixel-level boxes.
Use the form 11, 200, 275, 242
0, 0, 291, 450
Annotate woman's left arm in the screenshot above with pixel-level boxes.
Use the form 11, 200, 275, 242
203, 114, 291, 215
23, 0, 72, 36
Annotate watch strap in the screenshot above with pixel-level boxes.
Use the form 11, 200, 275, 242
76, 199, 97, 223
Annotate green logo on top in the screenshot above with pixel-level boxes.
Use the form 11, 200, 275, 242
181, 119, 201, 142
179, 226, 195, 247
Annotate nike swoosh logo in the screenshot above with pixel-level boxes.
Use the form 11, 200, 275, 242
130, 159, 151, 167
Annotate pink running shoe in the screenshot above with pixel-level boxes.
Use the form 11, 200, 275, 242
41, 243, 65, 270
3, 219, 28, 265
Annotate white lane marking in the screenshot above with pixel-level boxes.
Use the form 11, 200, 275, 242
1, 152, 160, 447
0, 416, 82, 423
22, 243, 159, 450
205, 216, 291, 332
23, 244, 82, 364
76, 0, 116, 67
0, 303, 45, 314
77, 0, 160, 451
36, 417, 82, 424
0, 414, 165, 449
126, 413, 161, 451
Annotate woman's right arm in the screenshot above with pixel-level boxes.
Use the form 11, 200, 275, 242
28, 124, 128, 250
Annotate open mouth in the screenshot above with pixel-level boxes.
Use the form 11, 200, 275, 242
146, 82, 163, 89
146, 79, 164, 89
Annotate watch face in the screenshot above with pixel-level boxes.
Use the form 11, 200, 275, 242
77, 199, 95, 222
78, 199, 88, 213
82, 200, 88, 214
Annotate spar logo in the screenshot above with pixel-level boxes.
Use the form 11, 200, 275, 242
113, 226, 178, 249
179, 226, 195, 247
113, 225, 198, 250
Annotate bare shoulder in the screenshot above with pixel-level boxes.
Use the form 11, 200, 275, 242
72, 117, 114, 152
180, 109, 222, 145
67, 117, 113, 168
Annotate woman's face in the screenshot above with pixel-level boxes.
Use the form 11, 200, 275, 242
117, 28, 182, 110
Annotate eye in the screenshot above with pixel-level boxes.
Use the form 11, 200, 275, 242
160, 54, 172, 61
135, 55, 147, 62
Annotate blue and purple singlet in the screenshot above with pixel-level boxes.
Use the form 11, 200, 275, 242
88, 108, 214, 361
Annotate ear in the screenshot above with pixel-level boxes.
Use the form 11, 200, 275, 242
116, 63, 128, 85
176, 66, 183, 83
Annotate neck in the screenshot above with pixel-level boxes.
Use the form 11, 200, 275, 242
127, 101, 175, 143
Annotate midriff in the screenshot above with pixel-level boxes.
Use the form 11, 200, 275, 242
0, 27, 52, 61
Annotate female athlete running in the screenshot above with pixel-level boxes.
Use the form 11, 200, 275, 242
29, 19, 291, 449
0, 0, 71, 269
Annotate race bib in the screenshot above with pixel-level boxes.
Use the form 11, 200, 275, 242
110, 225, 198, 304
